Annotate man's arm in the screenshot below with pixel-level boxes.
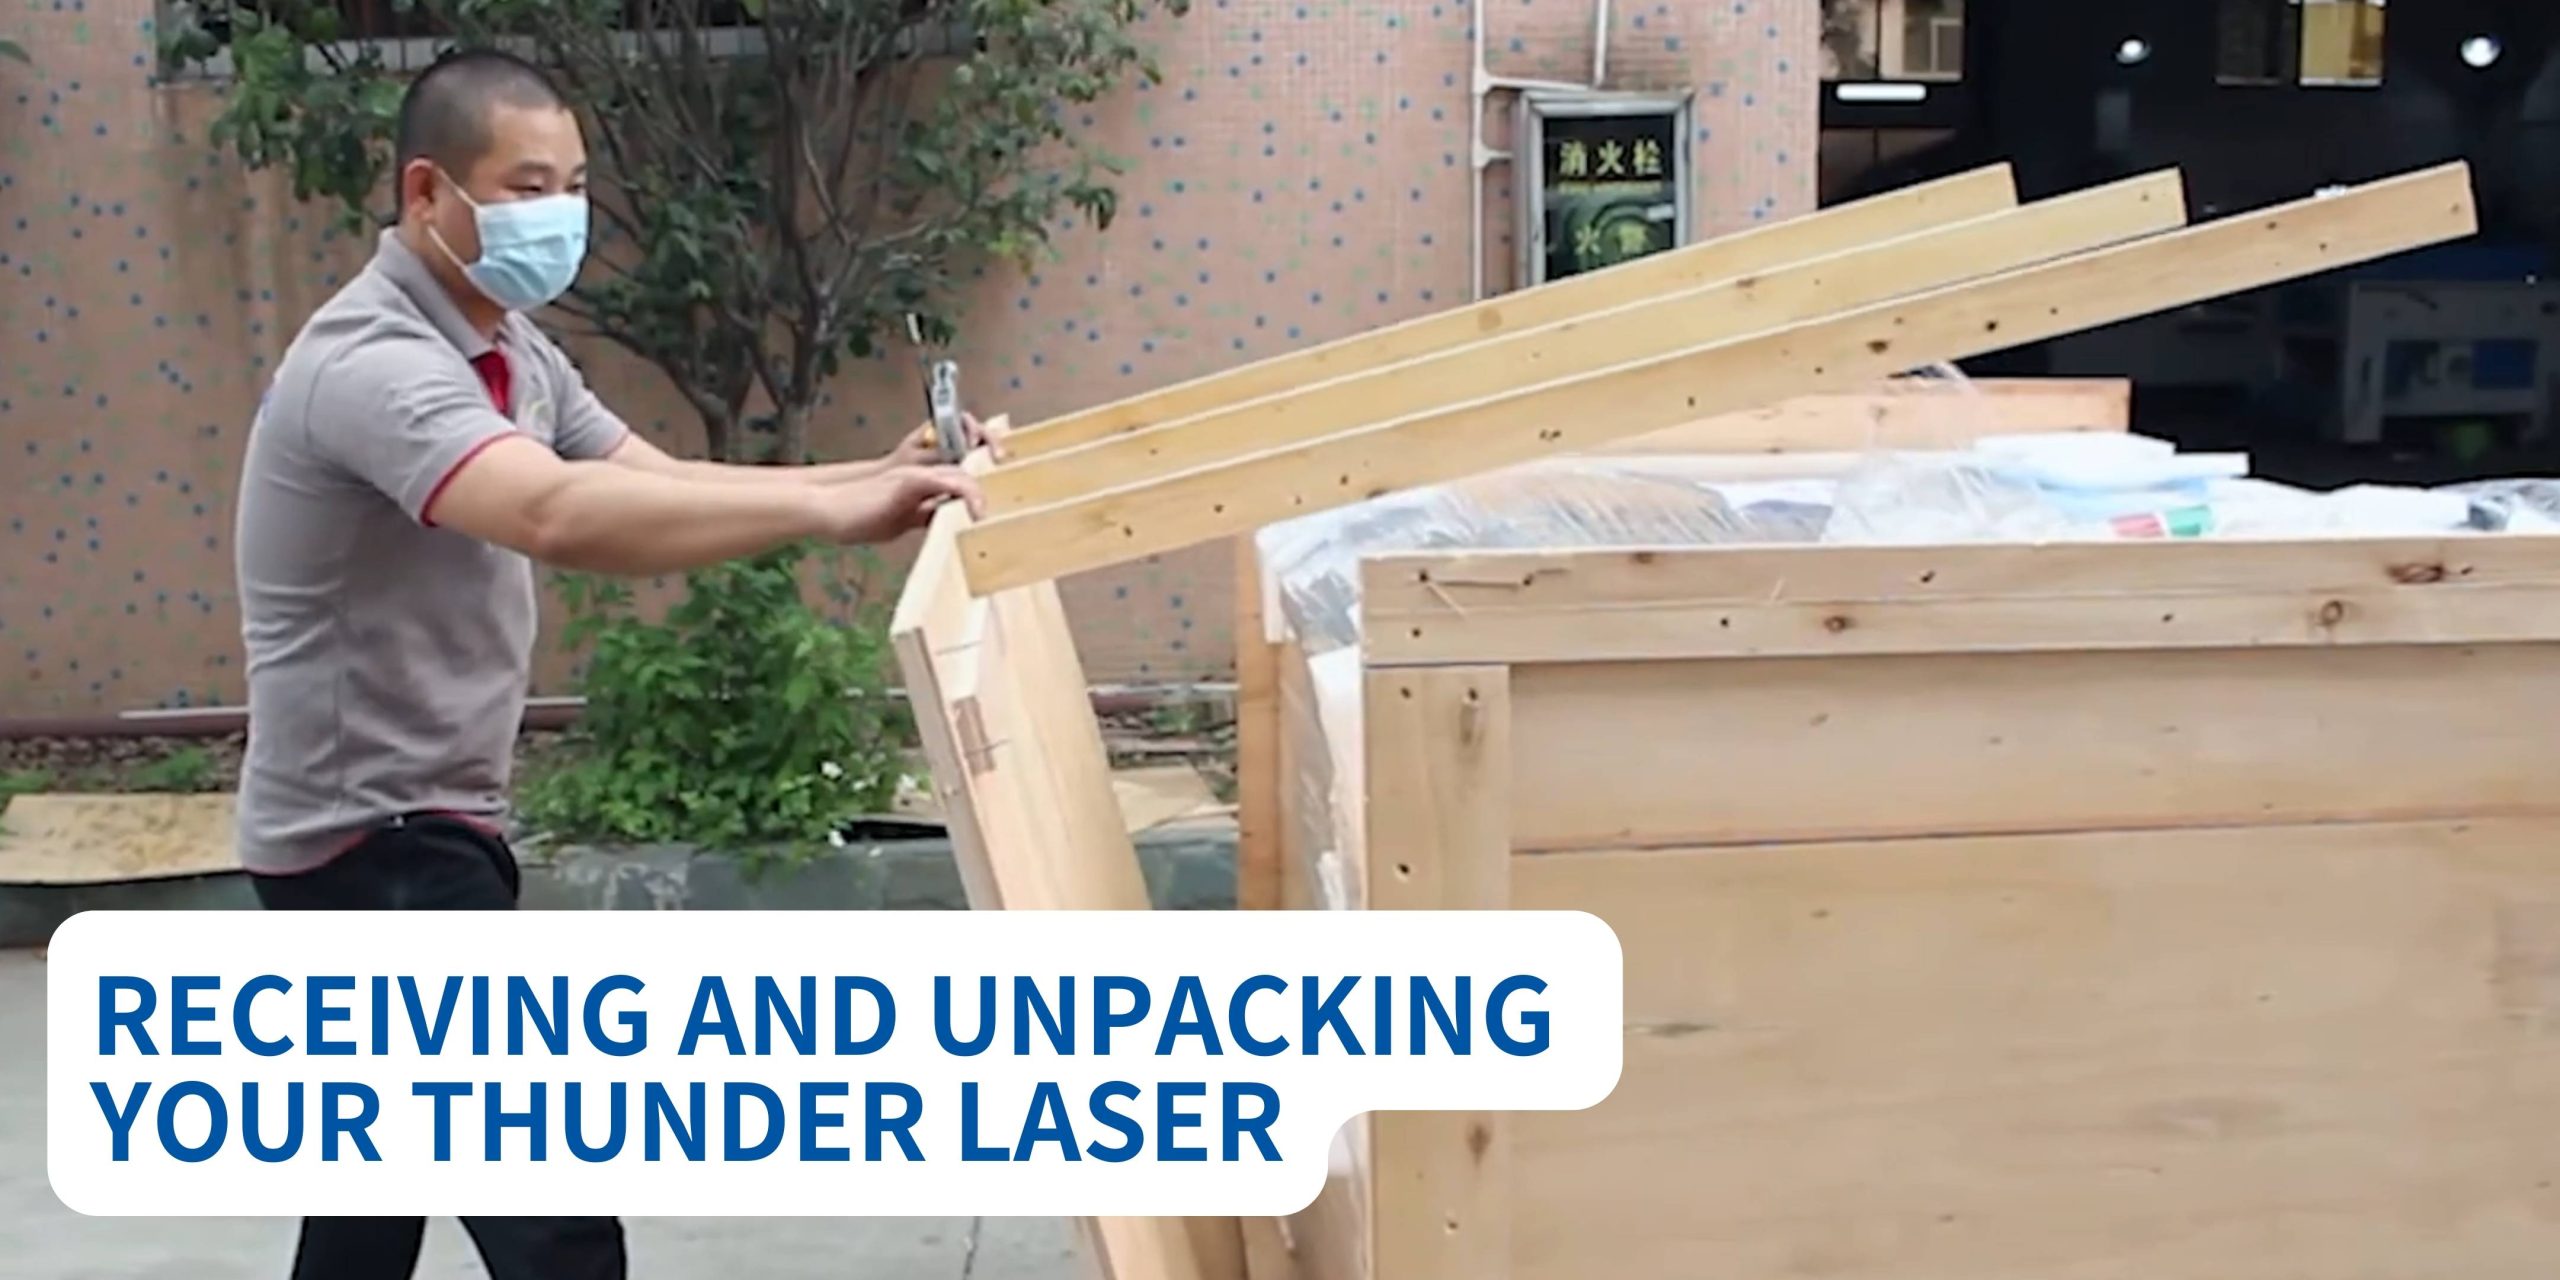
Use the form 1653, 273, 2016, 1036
604, 432, 894, 486
427, 437, 832, 573
308, 345, 975, 577
425, 437, 978, 576
533, 329, 901, 486
602, 415, 1009, 484
532, 324, 1006, 484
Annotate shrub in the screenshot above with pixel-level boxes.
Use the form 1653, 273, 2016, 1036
519, 543, 912, 867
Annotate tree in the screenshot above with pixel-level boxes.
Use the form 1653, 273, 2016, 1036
164, 0, 1189, 462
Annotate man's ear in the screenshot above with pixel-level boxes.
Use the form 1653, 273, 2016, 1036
395, 158, 438, 222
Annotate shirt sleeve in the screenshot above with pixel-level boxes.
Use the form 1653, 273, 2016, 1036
524, 328, 632, 462
305, 341, 526, 526
553, 380, 635, 462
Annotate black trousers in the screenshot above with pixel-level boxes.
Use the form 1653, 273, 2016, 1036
251, 814, 628, 1280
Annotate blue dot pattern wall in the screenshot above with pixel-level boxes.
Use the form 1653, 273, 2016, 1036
0, 0, 1812, 718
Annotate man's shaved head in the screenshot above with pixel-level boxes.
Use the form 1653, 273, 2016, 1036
395, 47, 570, 179
392, 45, 589, 324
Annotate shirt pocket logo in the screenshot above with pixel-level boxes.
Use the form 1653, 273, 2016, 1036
517, 394, 555, 443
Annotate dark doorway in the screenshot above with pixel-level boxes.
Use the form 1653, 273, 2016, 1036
1815, 0, 2560, 488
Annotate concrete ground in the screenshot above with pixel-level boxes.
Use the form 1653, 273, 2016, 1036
0, 950, 1087, 1279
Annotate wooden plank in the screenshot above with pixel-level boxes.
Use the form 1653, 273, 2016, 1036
982, 173, 2181, 513
1182, 1218, 1248, 1280
1002, 163, 2019, 461
1361, 535, 2560, 665
1239, 1216, 1299, 1280
1279, 1151, 1370, 1280
888, 498, 1008, 910
1370, 533, 2560, 616
1362, 665, 1514, 1280
889, 431, 1144, 908
1234, 536, 1285, 911
1507, 817, 2560, 1279
888, 469, 1225, 1280
1495, 641, 2560, 853
956, 162, 2476, 596
1595, 376, 2130, 456
1387, 578, 2560, 665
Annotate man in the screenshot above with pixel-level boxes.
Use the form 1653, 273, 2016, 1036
231, 46, 992, 1280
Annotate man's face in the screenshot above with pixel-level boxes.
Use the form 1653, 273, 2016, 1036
407, 102, 589, 269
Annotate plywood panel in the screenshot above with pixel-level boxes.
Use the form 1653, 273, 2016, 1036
1503, 818, 2560, 1280
1506, 642, 2560, 851
0, 793, 237, 884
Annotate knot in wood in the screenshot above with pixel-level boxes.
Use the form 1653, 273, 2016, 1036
2389, 562, 2450, 585
1458, 699, 1486, 746
1823, 614, 1854, 633
2316, 599, 2349, 628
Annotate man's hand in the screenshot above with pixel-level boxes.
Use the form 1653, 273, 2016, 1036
887, 411, 1010, 468
818, 464, 984, 544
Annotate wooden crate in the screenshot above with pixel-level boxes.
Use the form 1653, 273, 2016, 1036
891, 160, 2520, 1280
1257, 535, 2560, 1280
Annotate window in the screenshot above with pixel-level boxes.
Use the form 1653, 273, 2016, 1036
1820, 0, 1965, 84
2298, 0, 2386, 86
1820, 0, 1969, 131
1898, 1, 1965, 82
2217, 0, 2386, 89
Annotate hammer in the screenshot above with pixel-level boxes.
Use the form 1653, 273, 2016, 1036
907, 314, 970, 465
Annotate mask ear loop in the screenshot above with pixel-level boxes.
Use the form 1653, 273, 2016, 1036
423, 166, 484, 277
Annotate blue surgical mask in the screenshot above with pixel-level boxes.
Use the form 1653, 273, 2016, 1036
430, 171, 589, 312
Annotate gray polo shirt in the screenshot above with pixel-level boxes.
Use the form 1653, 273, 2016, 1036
232, 228, 629, 876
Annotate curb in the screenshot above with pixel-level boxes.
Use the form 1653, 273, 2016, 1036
0, 826, 1241, 947
521, 826, 1240, 912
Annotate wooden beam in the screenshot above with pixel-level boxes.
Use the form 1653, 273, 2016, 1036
982, 171, 2182, 513
888, 424, 1233, 1280
1360, 534, 2560, 664
1493, 644, 2560, 853
1020, 375, 2129, 515
1362, 664, 1515, 1280
1232, 535, 1284, 912
955, 162, 2476, 596
1000, 164, 2020, 461
1596, 376, 2130, 456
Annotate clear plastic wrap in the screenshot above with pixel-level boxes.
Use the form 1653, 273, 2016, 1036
1813, 433, 2560, 544
1255, 455, 1839, 655
1277, 645, 1365, 912
2440, 478, 2560, 532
